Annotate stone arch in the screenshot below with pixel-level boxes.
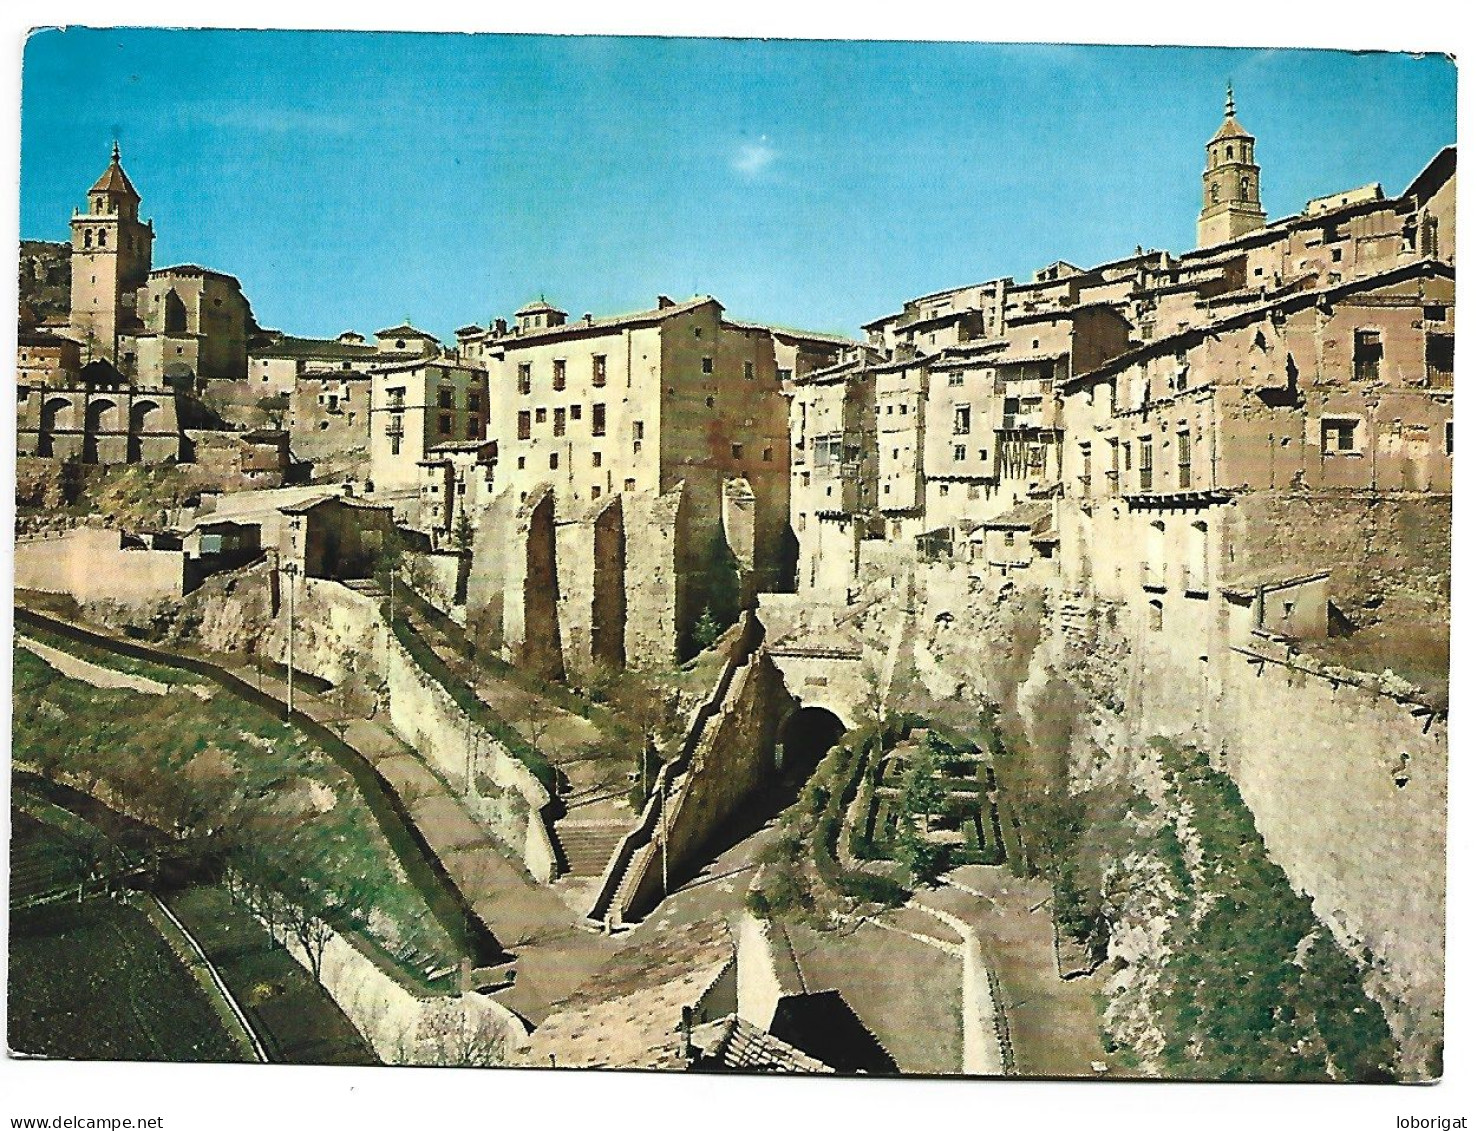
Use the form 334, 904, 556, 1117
519, 488, 566, 682
83, 397, 118, 464
590, 494, 627, 669
776, 705, 846, 776
38, 396, 71, 457
86, 397, 119, 433
128, 399, 160, 464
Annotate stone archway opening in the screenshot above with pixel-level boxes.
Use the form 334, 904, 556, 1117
778, 705, 846, 779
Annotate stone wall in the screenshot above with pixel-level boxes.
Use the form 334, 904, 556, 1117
14, 526, 185, 606
835, 560, 1445, 1072
383, 635, 558, 882
276, 918, 527, 1066
1212, 652, 1446, 1070
464, 482, 687, 674
623, 649, 793, 917
1226, 489, 1451, 623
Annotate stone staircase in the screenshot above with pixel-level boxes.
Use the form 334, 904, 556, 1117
341, 577, 386, 599
552, 819, 632, 878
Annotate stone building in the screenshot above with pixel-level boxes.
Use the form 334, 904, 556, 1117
248, 332, 380, 395
1055, 258, 1455, 642
461, 294, 848, 671
1197, 84, 1267, 248
132, 265, 256, 386
64, 145, 261, 385
368, 358, 488, 511
790, 89, 1455, 604
416, 440, 498, 548
17, 330, 81, 387
68, 143, 154, 368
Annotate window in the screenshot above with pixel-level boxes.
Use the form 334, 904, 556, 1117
591, 485, 602, 499
1425, 305, 1448, 323
762, 446, 773, 462
632, 420, 644, 441
438, 387, 454, 409
467, 417, 481, 440
1427, 333, 1454, 382
744, 361, 754, 380
1004, 531, 1015, 546
953, 444, 966, 461
778, 368, 792, 382
732, 443, 744, 460
593, 354, 607, 386
953, 404, 971, 435
1354, 330, 1383, 381
978, 449, 988, 462
518, 363, 532, 395
1176, 430, 1191, 489
948, 372, 964, 387
1139, 436, 1153, 492
554, 407, 566, 437
1421, 215, 1440, 258
705, 396, 715, 408
535, 407, 547, 424
517, 410, 531, 440
553, 359, 566, 391
550, 452, 559, 470
1331, 247, 1343, 263
592, 403, 606, 436
1107, 439, 1120, 495
1080, 441, 1093, 489
98, 229, 107, 247
1322, 418, 1358, 454
517, 456, 526, 470
702, 356, 714, 374
1148, 599, 1164, 633
624, 478, 637, 492
468, 392, 481, 412
592, 451, 602, 468
1445, 420, 1454, 456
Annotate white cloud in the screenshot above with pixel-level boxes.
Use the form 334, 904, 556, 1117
732, 136, 776, 178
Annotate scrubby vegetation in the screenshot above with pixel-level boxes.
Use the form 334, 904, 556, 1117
11, 642, 462, 977
1145, 739, 1397, 1082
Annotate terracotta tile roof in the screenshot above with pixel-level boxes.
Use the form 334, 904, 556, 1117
689, 1016, 834, 1074
89, 154, 139, 199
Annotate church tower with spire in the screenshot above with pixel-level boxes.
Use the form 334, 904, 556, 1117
1197, 83, 1267, 249
69, 142, 154, 368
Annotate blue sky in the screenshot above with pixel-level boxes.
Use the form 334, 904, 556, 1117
20, 29, 1456, 341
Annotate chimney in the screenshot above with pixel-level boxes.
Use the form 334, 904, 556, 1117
657, 295, 675, 309
494, 318, 508, 336
584, 312, 593, 325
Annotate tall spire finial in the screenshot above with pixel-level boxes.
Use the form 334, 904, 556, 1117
111, 138, 121, 163
1225, 80, 1236, 118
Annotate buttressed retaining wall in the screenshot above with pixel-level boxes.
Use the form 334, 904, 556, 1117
272, 578, 558, 882
464, 482, 691, 674
622, 648, 794, 919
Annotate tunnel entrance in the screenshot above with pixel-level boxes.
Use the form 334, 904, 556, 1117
777, 706, 846, 778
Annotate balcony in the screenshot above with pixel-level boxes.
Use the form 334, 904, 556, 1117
1182, 565, 1210, 597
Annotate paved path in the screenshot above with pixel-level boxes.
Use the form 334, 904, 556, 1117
222, 658, 619, 1025
17, 633, 171, 695
924, 864, 1108, 1077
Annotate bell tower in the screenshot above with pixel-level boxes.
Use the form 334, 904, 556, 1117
1197, 83, 1267, 249
69, 142, 154, 367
